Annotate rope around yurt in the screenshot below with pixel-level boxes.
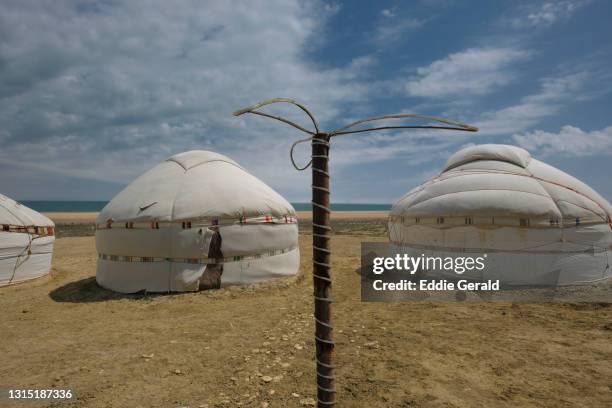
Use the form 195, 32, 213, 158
233, 98, 477, 407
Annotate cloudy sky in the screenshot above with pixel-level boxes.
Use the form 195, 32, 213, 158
1, 0, 611, 203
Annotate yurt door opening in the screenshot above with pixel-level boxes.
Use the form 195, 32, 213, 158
233, 98, 478, 407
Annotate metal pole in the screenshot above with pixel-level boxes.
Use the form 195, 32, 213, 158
311, 132, 335, 406
232, 99, 477, 407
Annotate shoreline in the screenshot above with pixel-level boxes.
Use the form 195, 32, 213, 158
44, 210, 389, 223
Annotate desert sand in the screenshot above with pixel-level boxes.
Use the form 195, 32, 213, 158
1, 220, 611, 407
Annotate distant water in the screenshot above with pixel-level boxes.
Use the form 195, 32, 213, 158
21, 201, 108, 212
291, 203, 390, 211
22, 201, 391, 212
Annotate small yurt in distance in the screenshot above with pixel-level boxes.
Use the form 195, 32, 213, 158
389, 144, 612, 286
0, 194, 55, 286
95, 150, 299, 293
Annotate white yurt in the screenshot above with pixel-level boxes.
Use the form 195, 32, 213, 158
0, 194, 55, 286
389, 144, 612, 286
95, 150, 299, 293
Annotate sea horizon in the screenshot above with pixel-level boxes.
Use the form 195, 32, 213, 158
20, 200, 391, 213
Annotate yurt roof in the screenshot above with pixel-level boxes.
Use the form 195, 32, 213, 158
166, 150, 240, 171
444, 144, 531, 171
0, 194, 54, 227
391, 144, 612, 222
97, 150, 296, 223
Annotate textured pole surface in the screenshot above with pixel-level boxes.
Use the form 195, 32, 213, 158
311, 133, 335, 406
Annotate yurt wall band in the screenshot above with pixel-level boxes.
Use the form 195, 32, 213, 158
95, 150, 299, 293
389, 144, 612, 286
0, 194, 55, 286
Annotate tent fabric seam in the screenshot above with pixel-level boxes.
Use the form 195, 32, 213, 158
440, 168, 609, 218
397, 171, 609, 223
404, 188, 558, 210
444, 157, 530, 172
166, 157, 245, 172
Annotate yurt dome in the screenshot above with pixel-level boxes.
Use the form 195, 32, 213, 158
95, 150, 299, 293
389, 144, 612, 286
0, 194, 55, 286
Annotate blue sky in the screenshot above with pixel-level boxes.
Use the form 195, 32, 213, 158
1, 0, 610, 203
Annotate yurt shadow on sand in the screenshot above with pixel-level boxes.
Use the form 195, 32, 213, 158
49, 271, 302, 304
49, 277, 152, 303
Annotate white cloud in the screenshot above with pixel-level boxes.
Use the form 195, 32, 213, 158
405, 48, 531, 98
323, 2, 342, 15
373, 18, 425, 44
0, 0, 373, 200
420, 0, 455, 6
512, 1, 590, 28
381, 8, 396, 18
332, 135, 459, 166
475, 72, 589, 135
513, 125, 612, 157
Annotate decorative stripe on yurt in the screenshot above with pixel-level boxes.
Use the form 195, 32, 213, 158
95, 214, 298, 230
390, 241, 607, 255
1, 224, 55, 235
387, 215, 604, 228
97, 245, 298, 264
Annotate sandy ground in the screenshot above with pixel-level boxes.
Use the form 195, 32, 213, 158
43, 211, 389, 223
1, 223, 611, 407
44, 212, 100, 223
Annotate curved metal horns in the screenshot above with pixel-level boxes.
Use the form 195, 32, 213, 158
330, 113, 478, 136
233, 97, 320, 135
